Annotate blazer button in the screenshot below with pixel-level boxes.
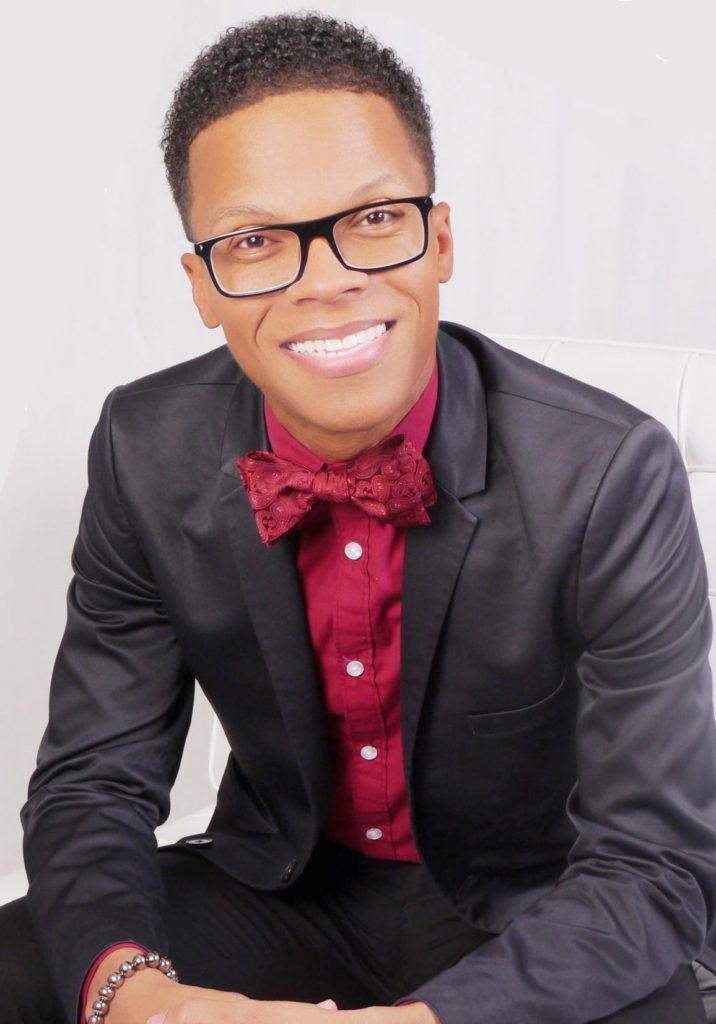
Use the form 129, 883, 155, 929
280, 859, 297, 883
184, 836, 213, 847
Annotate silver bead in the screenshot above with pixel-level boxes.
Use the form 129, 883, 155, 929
166, 968, 178, 981
88, 1015, 103, 1024
98, 986, 114, 1002
158, 957, 172, 974
132, 954, 148, 970
145, 951, 160, 968
118, 960, 135, 977
92, 999, 109, 1016
107, 972, 123, 989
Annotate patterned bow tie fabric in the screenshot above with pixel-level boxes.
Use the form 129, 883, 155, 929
236, 434, 437, 546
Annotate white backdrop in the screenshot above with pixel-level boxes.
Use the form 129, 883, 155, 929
1, 0, 714, 876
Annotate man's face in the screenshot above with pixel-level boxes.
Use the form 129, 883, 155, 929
181, 89, 453, 460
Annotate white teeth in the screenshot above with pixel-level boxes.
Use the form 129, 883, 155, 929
286, 322, 388, 355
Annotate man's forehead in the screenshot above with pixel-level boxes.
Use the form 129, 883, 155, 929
206, 173, 414, 232
187, 94, 429, 239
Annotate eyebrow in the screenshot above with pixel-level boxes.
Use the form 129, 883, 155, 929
208, 202, 279, 233
207, 174, 410, 234
348, 173, 407, 200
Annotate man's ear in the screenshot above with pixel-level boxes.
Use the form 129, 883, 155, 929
180, 253, 222, 329
432, 202, 454, 284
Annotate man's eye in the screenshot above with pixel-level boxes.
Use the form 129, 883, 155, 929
353, 207, 406, 230
362, 210, 391, 226
237, 234, 268, 250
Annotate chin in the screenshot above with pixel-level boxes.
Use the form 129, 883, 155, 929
323, 406, 395, 435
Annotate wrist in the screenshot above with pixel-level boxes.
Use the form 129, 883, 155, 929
83, 947, 176, 1024
391, 1001, 441, 1024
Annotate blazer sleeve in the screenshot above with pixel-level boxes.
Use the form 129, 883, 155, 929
20, 386, 195, 1023
397, 417, 716, 1024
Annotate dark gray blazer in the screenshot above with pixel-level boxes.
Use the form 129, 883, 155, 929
21, 322, 716, 1024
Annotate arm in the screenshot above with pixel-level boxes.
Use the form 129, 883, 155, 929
394, 418, 716, 1024
21, 386, 196, 1023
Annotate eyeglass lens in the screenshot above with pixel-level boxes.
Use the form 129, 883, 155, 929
209, 201, 426, 296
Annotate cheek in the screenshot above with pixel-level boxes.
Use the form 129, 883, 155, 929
222, 333, 273, 392
399, 260, 440, 311
404, 277, 440, 340
223, 328, 253, 364
222, 306, 272, 365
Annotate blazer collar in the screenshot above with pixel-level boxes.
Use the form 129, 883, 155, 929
398, 326, 488, 797
220, 373, 267, 479
427, 325, 488, 500
217, 379, 332, 838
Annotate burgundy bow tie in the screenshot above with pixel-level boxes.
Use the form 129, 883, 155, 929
236, 434, 437, 547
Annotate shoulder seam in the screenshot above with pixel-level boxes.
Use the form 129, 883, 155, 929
490, 387, 648, 429
115, 381, 240, 398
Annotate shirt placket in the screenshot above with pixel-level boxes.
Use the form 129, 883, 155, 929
331, 503, 393, 855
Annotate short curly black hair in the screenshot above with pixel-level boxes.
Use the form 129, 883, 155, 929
161, 11, 435, 237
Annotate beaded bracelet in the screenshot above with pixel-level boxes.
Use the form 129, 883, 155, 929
87, 951, 179, 1023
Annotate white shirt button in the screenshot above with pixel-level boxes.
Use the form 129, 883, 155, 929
360, 745, 378, 760
346, 660, 365, 677
366, 827, 383, 841
344, 541, 363, 560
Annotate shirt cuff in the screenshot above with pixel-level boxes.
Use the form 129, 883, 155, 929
394, 998, 443, 1023
79, 942, 147, 1024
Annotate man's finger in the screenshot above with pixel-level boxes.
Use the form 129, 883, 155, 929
317, 999, 338, 1009
145, 988, 250, 1024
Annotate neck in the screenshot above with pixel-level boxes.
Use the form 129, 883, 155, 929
265, 358, 437, 463
278, 417, 404, 463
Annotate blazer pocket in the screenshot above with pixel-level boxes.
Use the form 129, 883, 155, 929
467, 669, 568, 737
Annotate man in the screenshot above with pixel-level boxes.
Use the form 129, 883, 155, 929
3, 11, 716, 1024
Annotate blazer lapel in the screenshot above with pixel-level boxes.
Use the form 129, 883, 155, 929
218, 377, 332, 823
400, 330, 488, 782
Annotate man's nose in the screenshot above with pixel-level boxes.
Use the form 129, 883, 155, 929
286, 236, 369, 302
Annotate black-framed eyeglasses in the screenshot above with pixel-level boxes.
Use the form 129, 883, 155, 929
193, 195, 434, 298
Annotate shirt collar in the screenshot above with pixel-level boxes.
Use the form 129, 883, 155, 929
264, 361, 439, 469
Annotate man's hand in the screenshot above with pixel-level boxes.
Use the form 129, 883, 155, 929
87, 948, 438, 1024
144, 997, 440, 1024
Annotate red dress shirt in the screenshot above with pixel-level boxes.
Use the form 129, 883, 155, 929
264, 362, 438, 862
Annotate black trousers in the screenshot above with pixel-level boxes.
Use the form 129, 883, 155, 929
0, 836, 706, 1024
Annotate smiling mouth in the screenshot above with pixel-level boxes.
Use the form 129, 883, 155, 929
283, 321, 393, 356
